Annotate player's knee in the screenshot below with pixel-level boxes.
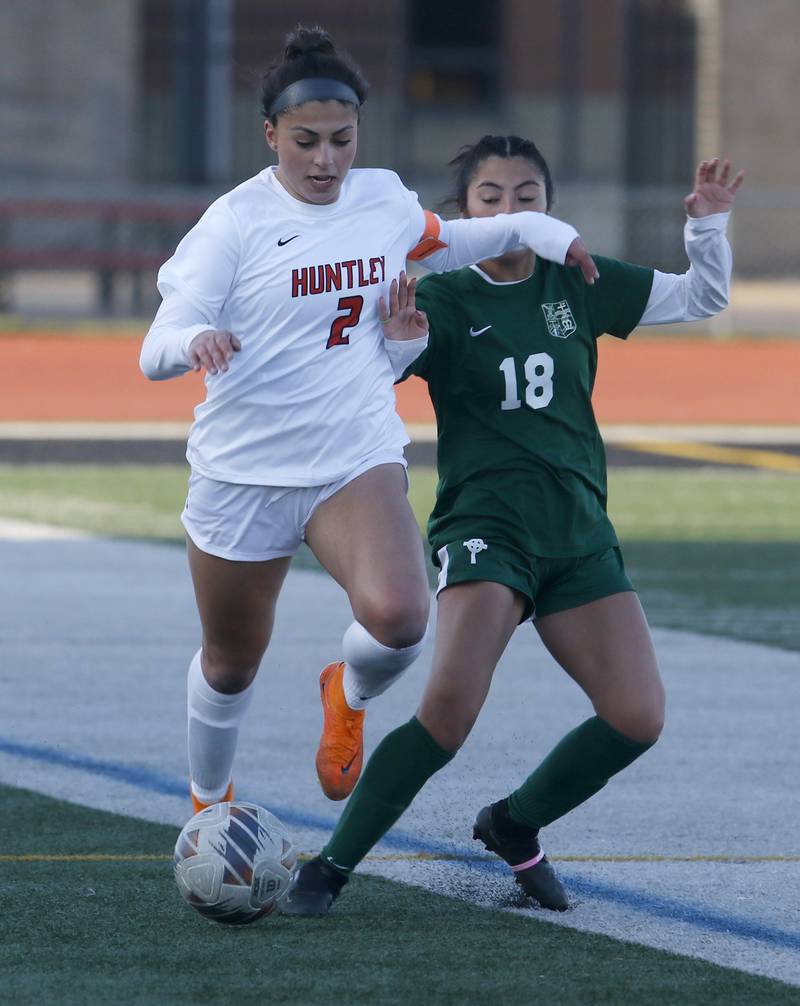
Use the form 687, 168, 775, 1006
418, 693, 478, 752
420, 714, 471, 753
201, 639, 266, 692
629, 711, 664, 746
609, 700, 665, 746
356, 592, 429, 650
643, 687, 667, 742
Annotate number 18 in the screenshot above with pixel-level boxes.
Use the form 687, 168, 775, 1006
499, 353, 554, 410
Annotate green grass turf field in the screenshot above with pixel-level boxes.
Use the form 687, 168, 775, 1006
3, 784, 797, 1006
0, 463, 798, 651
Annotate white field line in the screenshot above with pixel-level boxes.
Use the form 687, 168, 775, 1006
0, 517, 89, 540
2, 421, 800, 445
0, 421, 191, 439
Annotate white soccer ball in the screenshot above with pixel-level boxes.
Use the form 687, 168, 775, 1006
174, 801, 297, 925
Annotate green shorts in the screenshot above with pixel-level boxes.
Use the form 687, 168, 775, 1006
432, 538, 634, 622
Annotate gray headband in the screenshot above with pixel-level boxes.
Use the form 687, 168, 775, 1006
268, 78, 360, 117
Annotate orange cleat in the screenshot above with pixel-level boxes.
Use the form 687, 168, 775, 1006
190, 779, 234, 815
315, 661, 365, 801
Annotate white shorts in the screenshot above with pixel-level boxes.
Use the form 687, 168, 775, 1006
181, 452, 408, 562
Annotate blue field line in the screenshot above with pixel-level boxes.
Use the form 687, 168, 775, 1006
3, 734, 800, 953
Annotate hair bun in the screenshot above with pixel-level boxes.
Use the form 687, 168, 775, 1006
284, 26, 336, 61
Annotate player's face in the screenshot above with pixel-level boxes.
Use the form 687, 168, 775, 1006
464, 155, 548, 274
266, 101, 359, 205
464, 156, 548, 218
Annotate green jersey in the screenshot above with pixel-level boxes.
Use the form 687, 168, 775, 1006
408, 255, 654, 557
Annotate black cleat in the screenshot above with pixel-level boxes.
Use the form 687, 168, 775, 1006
473, 800, 569, 911
280, 856, 348, 917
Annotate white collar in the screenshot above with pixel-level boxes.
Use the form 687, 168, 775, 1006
469, 264, 533, 286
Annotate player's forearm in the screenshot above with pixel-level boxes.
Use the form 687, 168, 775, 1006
420, 212, 579, 273
639, 213, 732, 325
384, 333, 429, 380
140, 292, 214, 380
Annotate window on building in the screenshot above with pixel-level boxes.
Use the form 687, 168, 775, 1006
624, 0, 697, 268
408, 0, 502, 106
625, 0, 696, 187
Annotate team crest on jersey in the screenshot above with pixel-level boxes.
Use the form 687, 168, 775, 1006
541, 301, 576, 339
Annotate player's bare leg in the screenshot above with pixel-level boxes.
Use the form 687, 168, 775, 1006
534, 591, 665, 744
185, 539, 292, 807
187, 538, 292, 691
305, 462, 430, 798
306, 463, 429, 648
416, 580, 523, 750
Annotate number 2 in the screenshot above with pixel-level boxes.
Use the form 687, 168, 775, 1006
326, 295, 364, 349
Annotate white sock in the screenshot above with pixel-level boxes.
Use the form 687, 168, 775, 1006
187, 649, 257, 802
341, 621, 427, 710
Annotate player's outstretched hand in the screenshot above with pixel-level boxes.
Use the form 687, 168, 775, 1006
684, 158, 745, 218
379, 271, 429, 342
188, 329, 241, 374
565, 237, 599, 285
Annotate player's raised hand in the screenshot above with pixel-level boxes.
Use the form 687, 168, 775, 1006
684, 158, 745, 218
188, 329, 241, 375
564, 236, 600, 285
379, 271, 429, 342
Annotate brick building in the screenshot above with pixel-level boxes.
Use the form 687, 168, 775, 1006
0, 0, 796, 280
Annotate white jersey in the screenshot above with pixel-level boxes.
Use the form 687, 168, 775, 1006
154, 167, 427, 486
143, 168, 587, 486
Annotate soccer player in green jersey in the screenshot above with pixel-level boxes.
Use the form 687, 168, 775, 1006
283, 136, 745, 916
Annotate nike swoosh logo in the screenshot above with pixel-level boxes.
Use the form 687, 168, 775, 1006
341, 753, 358, 775
277, 235, 300, 246
469, 325, 492, 337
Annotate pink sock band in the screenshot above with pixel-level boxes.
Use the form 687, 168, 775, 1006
511, 850, 545, 872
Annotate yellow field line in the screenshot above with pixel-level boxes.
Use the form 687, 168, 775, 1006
559, 855, 800, 863
0, 854, 172, 861
4, 852, 799, 863
622, 440, 800, 472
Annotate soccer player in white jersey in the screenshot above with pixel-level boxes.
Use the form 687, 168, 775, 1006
140, 26, 598, 816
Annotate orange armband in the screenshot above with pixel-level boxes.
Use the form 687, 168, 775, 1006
407, 210, 448, 261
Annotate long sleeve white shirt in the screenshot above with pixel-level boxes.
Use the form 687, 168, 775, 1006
140, 168, 582, 484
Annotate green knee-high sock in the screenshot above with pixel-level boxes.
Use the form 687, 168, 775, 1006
321, 716, 453, 875
507, 715, 654, 830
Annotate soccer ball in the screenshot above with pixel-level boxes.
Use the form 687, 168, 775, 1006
174, 801, 296, 925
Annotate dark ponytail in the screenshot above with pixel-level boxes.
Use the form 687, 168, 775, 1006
260, 25, 369, 121
440, 135, 555, 215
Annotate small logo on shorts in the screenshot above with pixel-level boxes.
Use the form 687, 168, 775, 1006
542, 301, 576, 338
463, 538, 488, 564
